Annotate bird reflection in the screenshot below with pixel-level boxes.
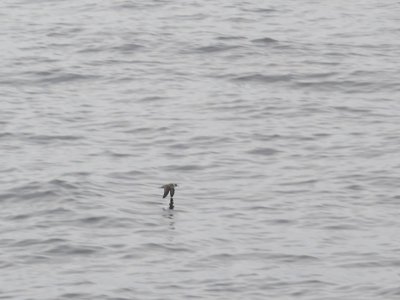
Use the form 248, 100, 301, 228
163, 209, 175, 231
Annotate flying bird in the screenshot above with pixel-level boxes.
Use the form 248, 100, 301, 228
161, 183, 178, 209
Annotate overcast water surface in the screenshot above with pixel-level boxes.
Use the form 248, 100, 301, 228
1, 0, 400, 299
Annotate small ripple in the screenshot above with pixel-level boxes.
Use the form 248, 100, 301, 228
104, 150, 132, 158
139, 242, 191, 253
23, 133, 83, 144
37, 72, 100, 84
251, 37, 278, 44
232, 73, 292, 84
216, 36, 246, 41
248, 205, 277, 211
169, 143, 191, 150
295, 79, 375, 93
76, 215, 111, 226
331, 106, 371, 114
323, 224, 359, 230
44, 244, 102, 256
59, 293, 92, 299
0, 132, 14, 138
10, 238, 67, 248
268, 218, 297, 225
49, 179, 79, 190
0, 260, 14, 269
112, 43, 144, 53
193, 44, 242, 53
279, 179, 318, 186
247, 147, 280, 156
163, 164, 207, 171
137, 96, 165, 103
379, 287, 400, 296
107, 170, 146, 180
270, 253, 319, 263
242, 8, 277, 13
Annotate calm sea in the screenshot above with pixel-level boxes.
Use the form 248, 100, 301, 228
1, 0, 400, 299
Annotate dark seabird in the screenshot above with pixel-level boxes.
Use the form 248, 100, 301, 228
161, 183, 177, 209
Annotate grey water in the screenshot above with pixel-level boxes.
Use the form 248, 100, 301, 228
1, 0, 400, 299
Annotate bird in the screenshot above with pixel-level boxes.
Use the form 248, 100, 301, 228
161, 183, 178, 209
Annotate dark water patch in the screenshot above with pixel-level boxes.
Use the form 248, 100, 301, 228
251, 37, 278, 44
59, 293, 92, 299
125, 125, 170, 134
323, 224, 359, 230
331, 106, 371, 114
205, 282, 243, 293
123, 126, 154, 134
224, 16, 253, 23
114, 1, 168, 10
112, 43, 144, 53
247, 147, 280, 156
0, 193, 15, 202
216, 36, 246, 41
49, 179, 79, 190
193, 44, 242, 53
0, 132, 14, 138
169, 143, 191, 150
295, 80, 376, 93
62, 171, 91, 178
249, 205, 277, 211
70, 280, 95, 286
346, 184, 364, 191
138, 96, 165, 103
212, 103, 254, 112
162, 164, 207, 172
6, 189, 59, 202
37, 73, 100, 84
139, 242, 191, 253
302, 59, 341, 66
0, 260, 14, 269
252, 133, 285, 141
154, 138, 175, 145
300, 71, 338, 79
313, 132, 331, 138
23, 133, 83, 144
233, 73, 292, 84
188, 135, 215, 142
175, 13, 208, 20
11, 238, 67, 248
104, 150, 132, 158
243, 8, 277, 13
269, 218, 297, 225
271, 253, 319, 263
339, 259, 400, 269
8, 214, 31, 220
0, 167, 22, 174
113, 2, 141, 10
280, 179, 318, 186
44, 244, 102, 256
190, 135, 235, 143
379, 287, 400, 296
77, 46, 105, 53
76, 215, 111, 226
24, 69, 62, 77
38, 207, 73, 217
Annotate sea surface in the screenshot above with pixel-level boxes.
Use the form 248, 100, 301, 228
1, 0, 400, 299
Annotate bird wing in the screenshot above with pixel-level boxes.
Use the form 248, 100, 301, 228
162, 186, 170, 198
170, 186, 175, 197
